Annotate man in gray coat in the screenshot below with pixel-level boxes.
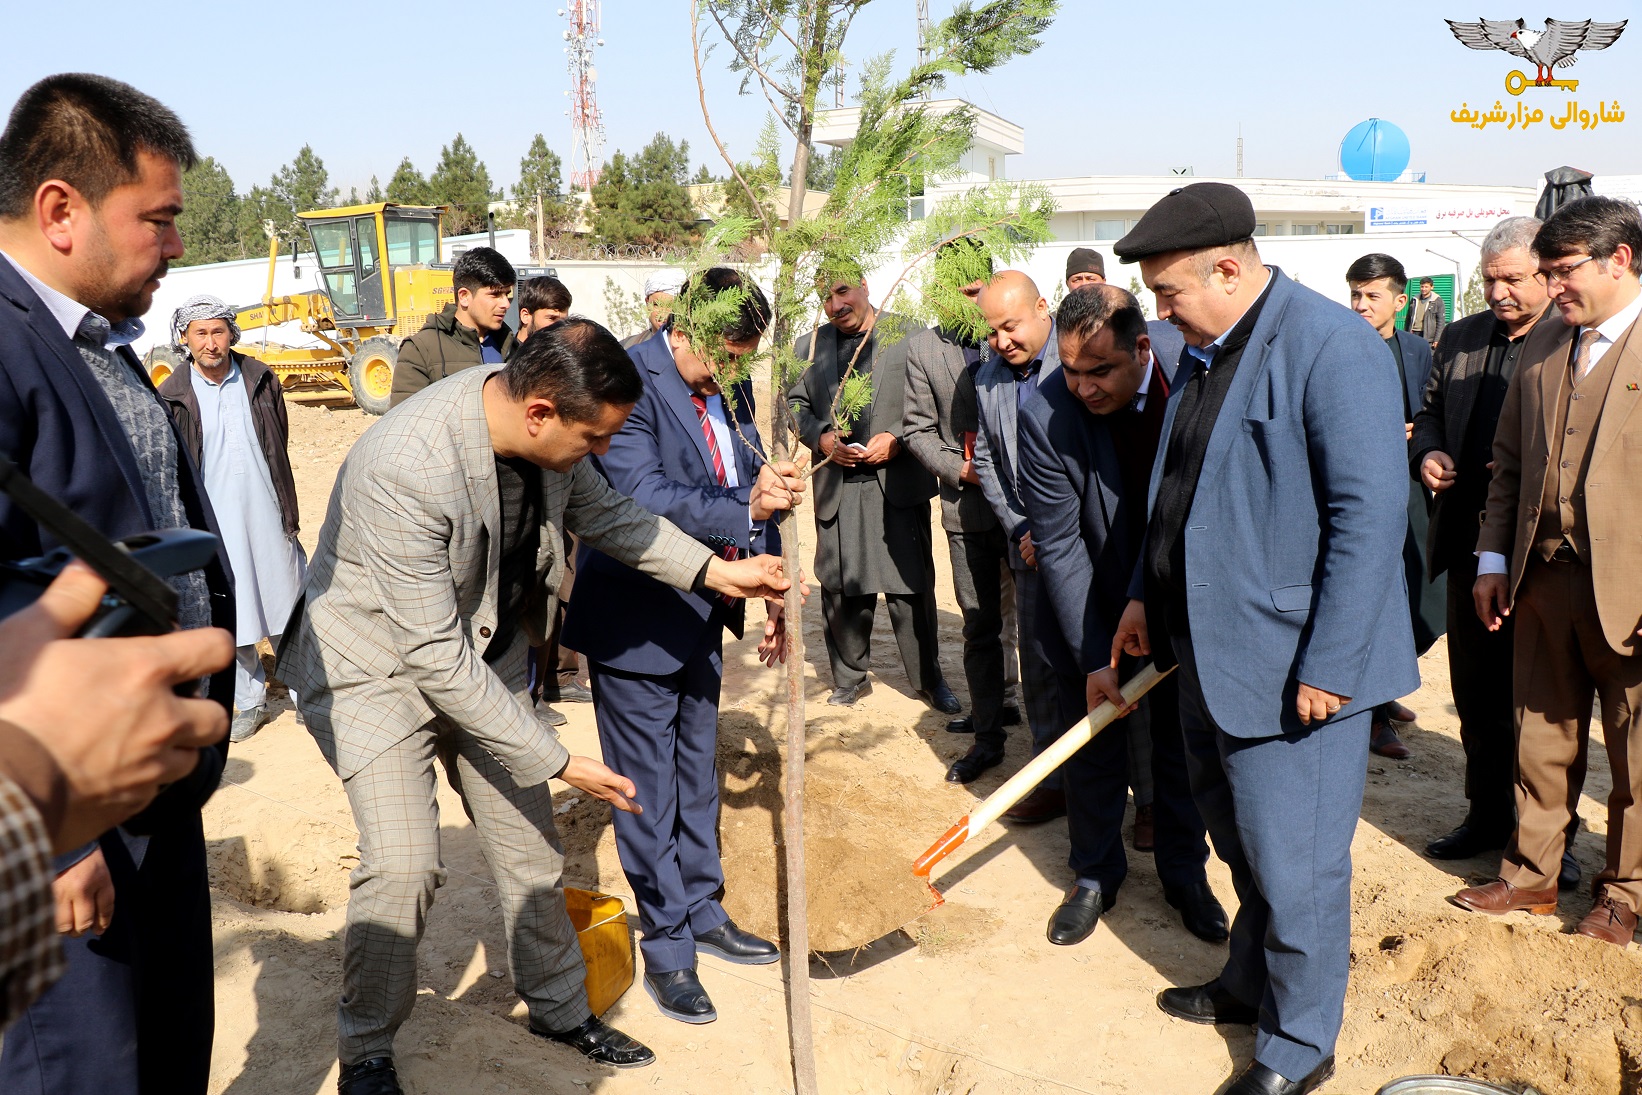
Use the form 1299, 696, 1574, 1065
277, 320, 793, 1095
791, 272, 956, 713
1406, 276, 1448, 347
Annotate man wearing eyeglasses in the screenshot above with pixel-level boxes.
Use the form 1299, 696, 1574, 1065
1452, 196, 1642, 948
1411, 217, 1559, 869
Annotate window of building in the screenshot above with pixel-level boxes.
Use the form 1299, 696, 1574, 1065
1292, 224, 1322, 236
1092, 218, 1127, 240
1325, 223, 1357, 235
1253, 223, 1269, 237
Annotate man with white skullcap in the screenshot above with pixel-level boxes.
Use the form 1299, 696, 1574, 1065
158, 294, 305, 742
622, 269, 687, 349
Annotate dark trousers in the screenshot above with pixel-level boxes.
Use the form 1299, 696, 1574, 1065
0, 825, 215, 1095
1174, 633, 1367, 1083
535, 530, 582, 700
820, 586, 941, 694
1443, 551, 1517, 829
946, 525, 1009, 746
589, 641, 729, 973
1051, 667, 1209, 893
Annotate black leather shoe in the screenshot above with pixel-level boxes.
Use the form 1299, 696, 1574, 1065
1425, 821, 1510, 860
1046, 884, 1114, 945
918, 681, 962, 715
642, 968, 716, 1024
338, 1057, 402, 1095
827, 680, 871, 706
1157, 978, 1259, 1025
1223, 1055, 1335, 1095
695, 919, 779, 965
1000, 703, 1021, 727
532, 1015, 656, 1068
1164, 880, 1230, 943
945, 743, 1004, 783
945, 715, 977, 734
1560, 849, 1582, 892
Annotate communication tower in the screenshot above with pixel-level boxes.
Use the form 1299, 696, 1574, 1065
560, 1, 606, 192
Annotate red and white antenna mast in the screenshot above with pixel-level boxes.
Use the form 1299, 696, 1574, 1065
562, 0, 605, 192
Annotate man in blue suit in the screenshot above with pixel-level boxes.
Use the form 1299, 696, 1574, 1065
0, 75, 236, 1095
1018, 284, 1225, 948
1110, 184, 1417, 1095
562, 268, 805, 1025
1345, 252, 1444, 761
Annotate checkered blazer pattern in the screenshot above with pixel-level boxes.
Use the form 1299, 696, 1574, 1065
278, 366, 713, 784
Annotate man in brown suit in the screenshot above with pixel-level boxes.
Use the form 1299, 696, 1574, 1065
1452, 197, 1642, 947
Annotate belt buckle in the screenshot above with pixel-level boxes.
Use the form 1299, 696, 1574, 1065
1552, 541, 1577, 563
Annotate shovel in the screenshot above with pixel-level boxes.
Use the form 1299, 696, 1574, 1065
913, 662, 1174, 906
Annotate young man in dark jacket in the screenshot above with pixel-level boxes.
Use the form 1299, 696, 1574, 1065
389, 246, 518, 407
158, 295, 304, 742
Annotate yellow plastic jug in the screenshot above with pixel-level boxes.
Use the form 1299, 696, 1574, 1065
564, 888, 634, 1015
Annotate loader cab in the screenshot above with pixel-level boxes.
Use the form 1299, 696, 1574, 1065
300, 204, 443, 327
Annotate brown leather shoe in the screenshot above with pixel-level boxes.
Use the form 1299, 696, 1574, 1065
1576, 892, 1638, 946
1003, 785, 1066, 824
1387, 700, 1418, 723
1370, 719, 1412, 760
1450, 878, 1559, 916
1132, 803, 1155, 851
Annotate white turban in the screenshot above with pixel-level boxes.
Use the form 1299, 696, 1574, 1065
642, 269, 686, 300
171, 294, 241, 349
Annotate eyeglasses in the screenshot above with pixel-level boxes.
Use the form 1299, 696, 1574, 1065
1541, 255, 1597, 287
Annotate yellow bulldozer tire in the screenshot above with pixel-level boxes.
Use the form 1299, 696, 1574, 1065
348, 337, 398, 416
143, 344, 185, 387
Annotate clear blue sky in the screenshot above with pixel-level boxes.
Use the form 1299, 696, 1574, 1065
3, 2, 1636, 198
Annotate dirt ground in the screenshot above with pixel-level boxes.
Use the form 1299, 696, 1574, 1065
201, 400, 1642, 1095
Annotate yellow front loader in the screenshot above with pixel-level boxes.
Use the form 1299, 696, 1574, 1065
146, 203, 454, 415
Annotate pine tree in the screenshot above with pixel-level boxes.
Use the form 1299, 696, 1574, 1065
590, 133, 700, 249
385, 158, 432, 206
176, 156, 244, 266
428, 134, 497, 235
510, 134, 570, 235
365, 175, 384, 203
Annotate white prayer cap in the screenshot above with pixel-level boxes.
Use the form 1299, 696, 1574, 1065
642, 269, 686, 300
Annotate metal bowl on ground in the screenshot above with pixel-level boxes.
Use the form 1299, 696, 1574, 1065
1377, 1078, 1528, 1095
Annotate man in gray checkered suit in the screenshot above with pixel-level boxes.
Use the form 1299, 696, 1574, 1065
277, 319, 795, 1095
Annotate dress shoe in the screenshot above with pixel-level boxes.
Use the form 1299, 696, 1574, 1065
1387, 700, 1418, 723
945, 743, 1004, 784
945, 715, 977, 733
1046, 884, 1114, 945
1576, 892, 1638, 946
230, 705, 267, 744
338, 1057, 402, 1095
1164, 881, 1230, 943
1449, 878, 1558, 915
1223, 1055, 1335, 1095
535, 702, 567, 727
1000, 703, 1021, 727
1425, 821, 1511, 860
1559, 849, 1582, 891
1156, 978, 1259, 1025
642, 968, 717, 1024
695, 919, 779, 965
532, 1014, 657, 1067
547, 681, 594, 704
1003, 785, 1066, 823
827, 680, 871, 706
918, 681, 962, 714
1132, 803, 1155, 851
1369, 719, 1411, 759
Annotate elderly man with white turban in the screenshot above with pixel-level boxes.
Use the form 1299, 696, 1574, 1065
158, 295, 305, 741
621, 268, 687, 349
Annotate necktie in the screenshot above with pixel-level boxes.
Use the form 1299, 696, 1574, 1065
689, 394, 738, 602
689, 394, 728, 486
1572, 327, 1602, 380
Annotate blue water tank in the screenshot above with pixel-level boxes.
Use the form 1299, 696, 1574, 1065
1339, 119, 1411, 182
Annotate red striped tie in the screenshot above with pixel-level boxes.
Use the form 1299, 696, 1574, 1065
690, 394, 728, 486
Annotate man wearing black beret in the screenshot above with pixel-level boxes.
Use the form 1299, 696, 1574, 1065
1109, 183, 1417, 1095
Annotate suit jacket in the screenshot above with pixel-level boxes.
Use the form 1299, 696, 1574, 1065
1135, 269, 1419, 737
1021, 346, 1186, 676
790, 314, 937, 522
1410, 308, 1545, 578
973, 323, 1061, 569
901, 325, 996, 533
1478, 309, 1642, 654
277, 365, 713, 784
563, 333, 778, 675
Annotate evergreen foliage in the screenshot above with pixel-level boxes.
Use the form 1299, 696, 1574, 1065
385, 157, 432, 205
428, 134, 497, 234
591, 133, 701, 248
175, 156, 245, 266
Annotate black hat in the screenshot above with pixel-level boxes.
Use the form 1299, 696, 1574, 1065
1114, 182, 1257, 264
1065, 247, 1105, 280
